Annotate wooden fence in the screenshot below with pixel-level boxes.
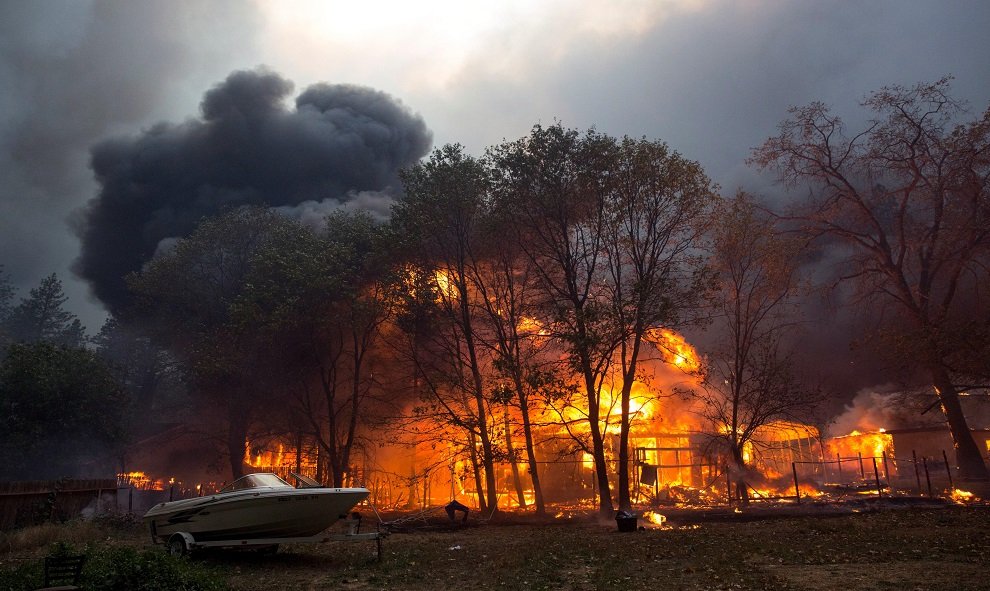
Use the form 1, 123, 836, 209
0, 479, 118, 530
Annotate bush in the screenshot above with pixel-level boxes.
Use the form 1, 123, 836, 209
0, 542, 228, 591
82, 546, 228, 591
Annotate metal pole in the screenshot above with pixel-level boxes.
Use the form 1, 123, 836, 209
792, 462, 801, 504
872, 457, 883, 498
128, 486, 133, 514
858, 452, 866, 478
836, 453, 843, 481
913, 450, 922, 494
882, 451, 891, 484
923, 457, 933, 497
942, 450, 954, 490
818, 438, 829, 481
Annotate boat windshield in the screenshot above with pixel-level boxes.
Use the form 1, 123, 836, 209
219, 473, 292, 493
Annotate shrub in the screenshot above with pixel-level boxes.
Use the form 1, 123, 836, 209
0, 543, 228, 591
81, 546, 228, 591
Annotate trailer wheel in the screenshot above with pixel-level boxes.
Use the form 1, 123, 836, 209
167, 533, 190, 557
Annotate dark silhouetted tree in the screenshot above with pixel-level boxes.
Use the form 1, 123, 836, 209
752, 78, 990, 480
0, 342, 126, 479
4, 273, 85, 348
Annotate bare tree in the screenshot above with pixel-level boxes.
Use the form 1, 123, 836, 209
489, 124, 620, 518
393, 145, 501, 513
752, 78, 990, 480
695, 192, 819, 502
604, 137, 718, 511
471, 221, 550, 515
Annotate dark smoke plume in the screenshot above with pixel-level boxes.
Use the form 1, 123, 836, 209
74, 68, 432, 312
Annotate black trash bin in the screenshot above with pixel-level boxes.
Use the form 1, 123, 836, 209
615, 511, 638, 532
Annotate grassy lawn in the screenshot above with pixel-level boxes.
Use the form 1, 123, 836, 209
3, 505, 989, 590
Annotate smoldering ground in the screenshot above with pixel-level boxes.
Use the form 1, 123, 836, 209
74, 67, 432, 313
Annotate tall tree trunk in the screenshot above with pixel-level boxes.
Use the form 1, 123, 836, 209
467, 431, 487, 512
504, 403, 527, 509
514, 379, 546, 515
731, 442, 750, 506
458, 282, 500, 514
341, 333, 366, 488
583, 364, 614, 518
932, 366, 989, 481
617, 334, 643, 511
618, 381, 632, 511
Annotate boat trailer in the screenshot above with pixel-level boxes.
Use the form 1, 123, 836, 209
160, 514, 386, 560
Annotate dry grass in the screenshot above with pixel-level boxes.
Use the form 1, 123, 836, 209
0, 514, 145, 555
0, 521, 107, 554
214, 504, 990, 591
2, 505, 989, 590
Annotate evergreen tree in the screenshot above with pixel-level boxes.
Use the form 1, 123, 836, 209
4, 273, 86, 348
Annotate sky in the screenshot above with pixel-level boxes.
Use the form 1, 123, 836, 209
1, 0, 989, 391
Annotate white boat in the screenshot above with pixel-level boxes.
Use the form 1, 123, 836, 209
144, 473, 369, 544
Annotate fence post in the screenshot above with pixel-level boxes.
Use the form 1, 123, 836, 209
858, 452, 866, 478
726, 469, 732, 505
819, 439, 830, 481
923, 457, 933, 497
912, 450, 922, 495
942, 450, 954, 490
882, 451, 891, 483
872, 457, 883, 498
792, 462, 801, 504
836, 453, 843, 481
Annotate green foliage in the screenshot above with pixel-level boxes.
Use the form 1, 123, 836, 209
0, 342, 127, 479
80, 546, 228, 591
0, 543, 228, 591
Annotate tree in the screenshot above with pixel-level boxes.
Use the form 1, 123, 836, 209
471, 212, 550, 515
92, 316, 185, 443
603, 136, 718, 511
695, 192, 819, 502
0, 342, 127, 479
128, 207, 298, 479
489, 124, 620, 518
234, 210, 394, 487
4, 273, 85, 348
393, 144, 501, 514
752, 78, 990, 480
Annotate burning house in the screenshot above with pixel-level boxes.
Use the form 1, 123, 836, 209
171, 330, 829, 511
117, 317, 989, 511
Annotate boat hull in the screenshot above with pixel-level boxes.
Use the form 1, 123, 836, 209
144, 487, 369, 542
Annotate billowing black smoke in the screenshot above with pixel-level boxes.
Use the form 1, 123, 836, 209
74, 68, 432, 312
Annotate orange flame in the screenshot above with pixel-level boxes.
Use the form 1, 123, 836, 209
646, 329, 701, 373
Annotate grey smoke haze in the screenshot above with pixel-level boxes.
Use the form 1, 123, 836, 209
2, 0, 989, 398
75, 69, 432, 312
0, 0, 260, 328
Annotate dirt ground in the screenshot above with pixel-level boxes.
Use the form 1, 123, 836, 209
4, 503, 990, 590
216, 503, 990, 591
